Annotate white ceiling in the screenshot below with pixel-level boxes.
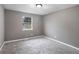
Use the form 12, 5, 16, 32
3, 4, 78, 15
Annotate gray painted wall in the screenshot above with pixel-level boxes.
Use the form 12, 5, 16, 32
43, 6, 79, 48
5, 10, 43, 41
0, 5, 4, 47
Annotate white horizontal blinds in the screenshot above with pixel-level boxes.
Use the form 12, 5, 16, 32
23, 17, 32, 30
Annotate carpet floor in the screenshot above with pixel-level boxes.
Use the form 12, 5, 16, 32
0, 36, 79, 54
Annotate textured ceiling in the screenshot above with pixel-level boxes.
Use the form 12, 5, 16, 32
3, 4, 78, 15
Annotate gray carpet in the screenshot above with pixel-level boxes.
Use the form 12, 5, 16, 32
0, 36, 79, 54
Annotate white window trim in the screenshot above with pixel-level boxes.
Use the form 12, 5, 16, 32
22, 16, 33, 31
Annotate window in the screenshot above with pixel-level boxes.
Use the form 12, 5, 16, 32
22, 16, 33, 31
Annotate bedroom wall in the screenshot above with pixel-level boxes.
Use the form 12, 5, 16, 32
0, 5, 4, 47
5, 9, 43, 41
43, 6, 79, 48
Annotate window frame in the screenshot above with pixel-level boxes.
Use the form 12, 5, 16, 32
22, 16, 33, 31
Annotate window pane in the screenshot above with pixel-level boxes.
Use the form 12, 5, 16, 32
22, 17, 32, 30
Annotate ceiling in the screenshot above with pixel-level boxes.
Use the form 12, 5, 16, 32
3, 4, 78, 15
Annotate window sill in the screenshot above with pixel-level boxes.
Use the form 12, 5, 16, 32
22, 28, 33, 31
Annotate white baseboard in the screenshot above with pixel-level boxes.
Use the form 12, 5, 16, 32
45, 36, 79, 51
5, 35, 44, 44
1, 35, 79, 51
0, 42, 5, 51
0, 35, 44, 50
